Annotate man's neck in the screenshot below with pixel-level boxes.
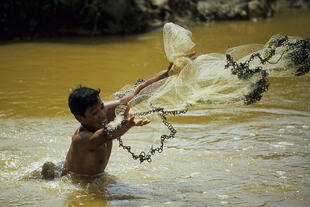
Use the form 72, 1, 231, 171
80, 124, 97, 133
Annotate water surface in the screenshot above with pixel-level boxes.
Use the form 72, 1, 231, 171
0, 10, 310, 207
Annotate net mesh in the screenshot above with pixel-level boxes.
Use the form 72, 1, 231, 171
113, 23, 310, 162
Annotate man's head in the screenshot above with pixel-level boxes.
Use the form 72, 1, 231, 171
68, 86, 107, 131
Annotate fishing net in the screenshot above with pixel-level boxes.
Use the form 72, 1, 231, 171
111, 23, 310, 163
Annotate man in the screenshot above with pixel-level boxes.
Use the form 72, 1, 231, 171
61, 63, 174, 177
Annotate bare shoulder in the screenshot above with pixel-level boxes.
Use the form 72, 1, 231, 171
104, 100, 121, 111
104, 100, 121, 121
72, 128, 92, 146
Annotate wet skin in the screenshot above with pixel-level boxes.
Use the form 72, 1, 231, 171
62, 61, 185, 177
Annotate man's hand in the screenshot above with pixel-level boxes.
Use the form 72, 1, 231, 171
166, 62, 174, 76
166, 51, 197, 76
124, 104, 150, 127
188, 51, 197, 60
119, 53, 198, 105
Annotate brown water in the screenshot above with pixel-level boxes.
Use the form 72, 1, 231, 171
1, 10, 310, 207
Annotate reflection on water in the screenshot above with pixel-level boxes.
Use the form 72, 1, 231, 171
0, 10, 310, 207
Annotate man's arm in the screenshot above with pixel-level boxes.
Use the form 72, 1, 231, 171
119, 62, 173, 105
88, 104, 150, 149
105, 52, 196, 121
86, 122, 132, 148
120, 51, 196, 105
103, 63, 173, 121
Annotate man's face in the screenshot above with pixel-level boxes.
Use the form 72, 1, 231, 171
80, 99, 107, 131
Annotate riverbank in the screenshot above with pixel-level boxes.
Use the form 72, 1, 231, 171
0, 0, 309, 40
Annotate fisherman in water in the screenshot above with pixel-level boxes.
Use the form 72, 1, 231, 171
41, 53, 195, 179
60, 65, 173, 177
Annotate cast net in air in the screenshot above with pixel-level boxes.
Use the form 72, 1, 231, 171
110, 23, 310, 163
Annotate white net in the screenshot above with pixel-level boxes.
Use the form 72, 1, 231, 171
121, 23, 310, 111
163, 22, 196, 64
113, 23, 310, 162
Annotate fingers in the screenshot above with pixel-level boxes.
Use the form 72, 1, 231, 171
188, 51, 197, 60
124, 103, 130, 119
125, 115, 150, 127
128, 115, 135, 123
188, 51, 196, 57
135, 120, 143, 126
166, 62, 174, 75
142, 119, 151, 125
124, 108, 150, 127
135, 119, 150, 126
168, 62, 173, 70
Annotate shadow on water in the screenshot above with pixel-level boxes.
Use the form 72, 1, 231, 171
64, 173, 149, 206
0, 29, 163, 47
19, 168, 149, 206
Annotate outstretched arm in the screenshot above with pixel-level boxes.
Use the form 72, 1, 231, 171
103, 63, 172, 121
104, 52, 196, 120
119, 51, 197, 104
119, 62, 173, 105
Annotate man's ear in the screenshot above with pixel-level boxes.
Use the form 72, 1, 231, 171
75, 115, 85, 123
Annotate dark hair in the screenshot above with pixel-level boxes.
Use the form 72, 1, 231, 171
68, 86, 101, 116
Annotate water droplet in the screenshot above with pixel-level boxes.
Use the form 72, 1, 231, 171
218, 194, 230, 199
276, 171, 285, 176
286, 125, 295, 129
